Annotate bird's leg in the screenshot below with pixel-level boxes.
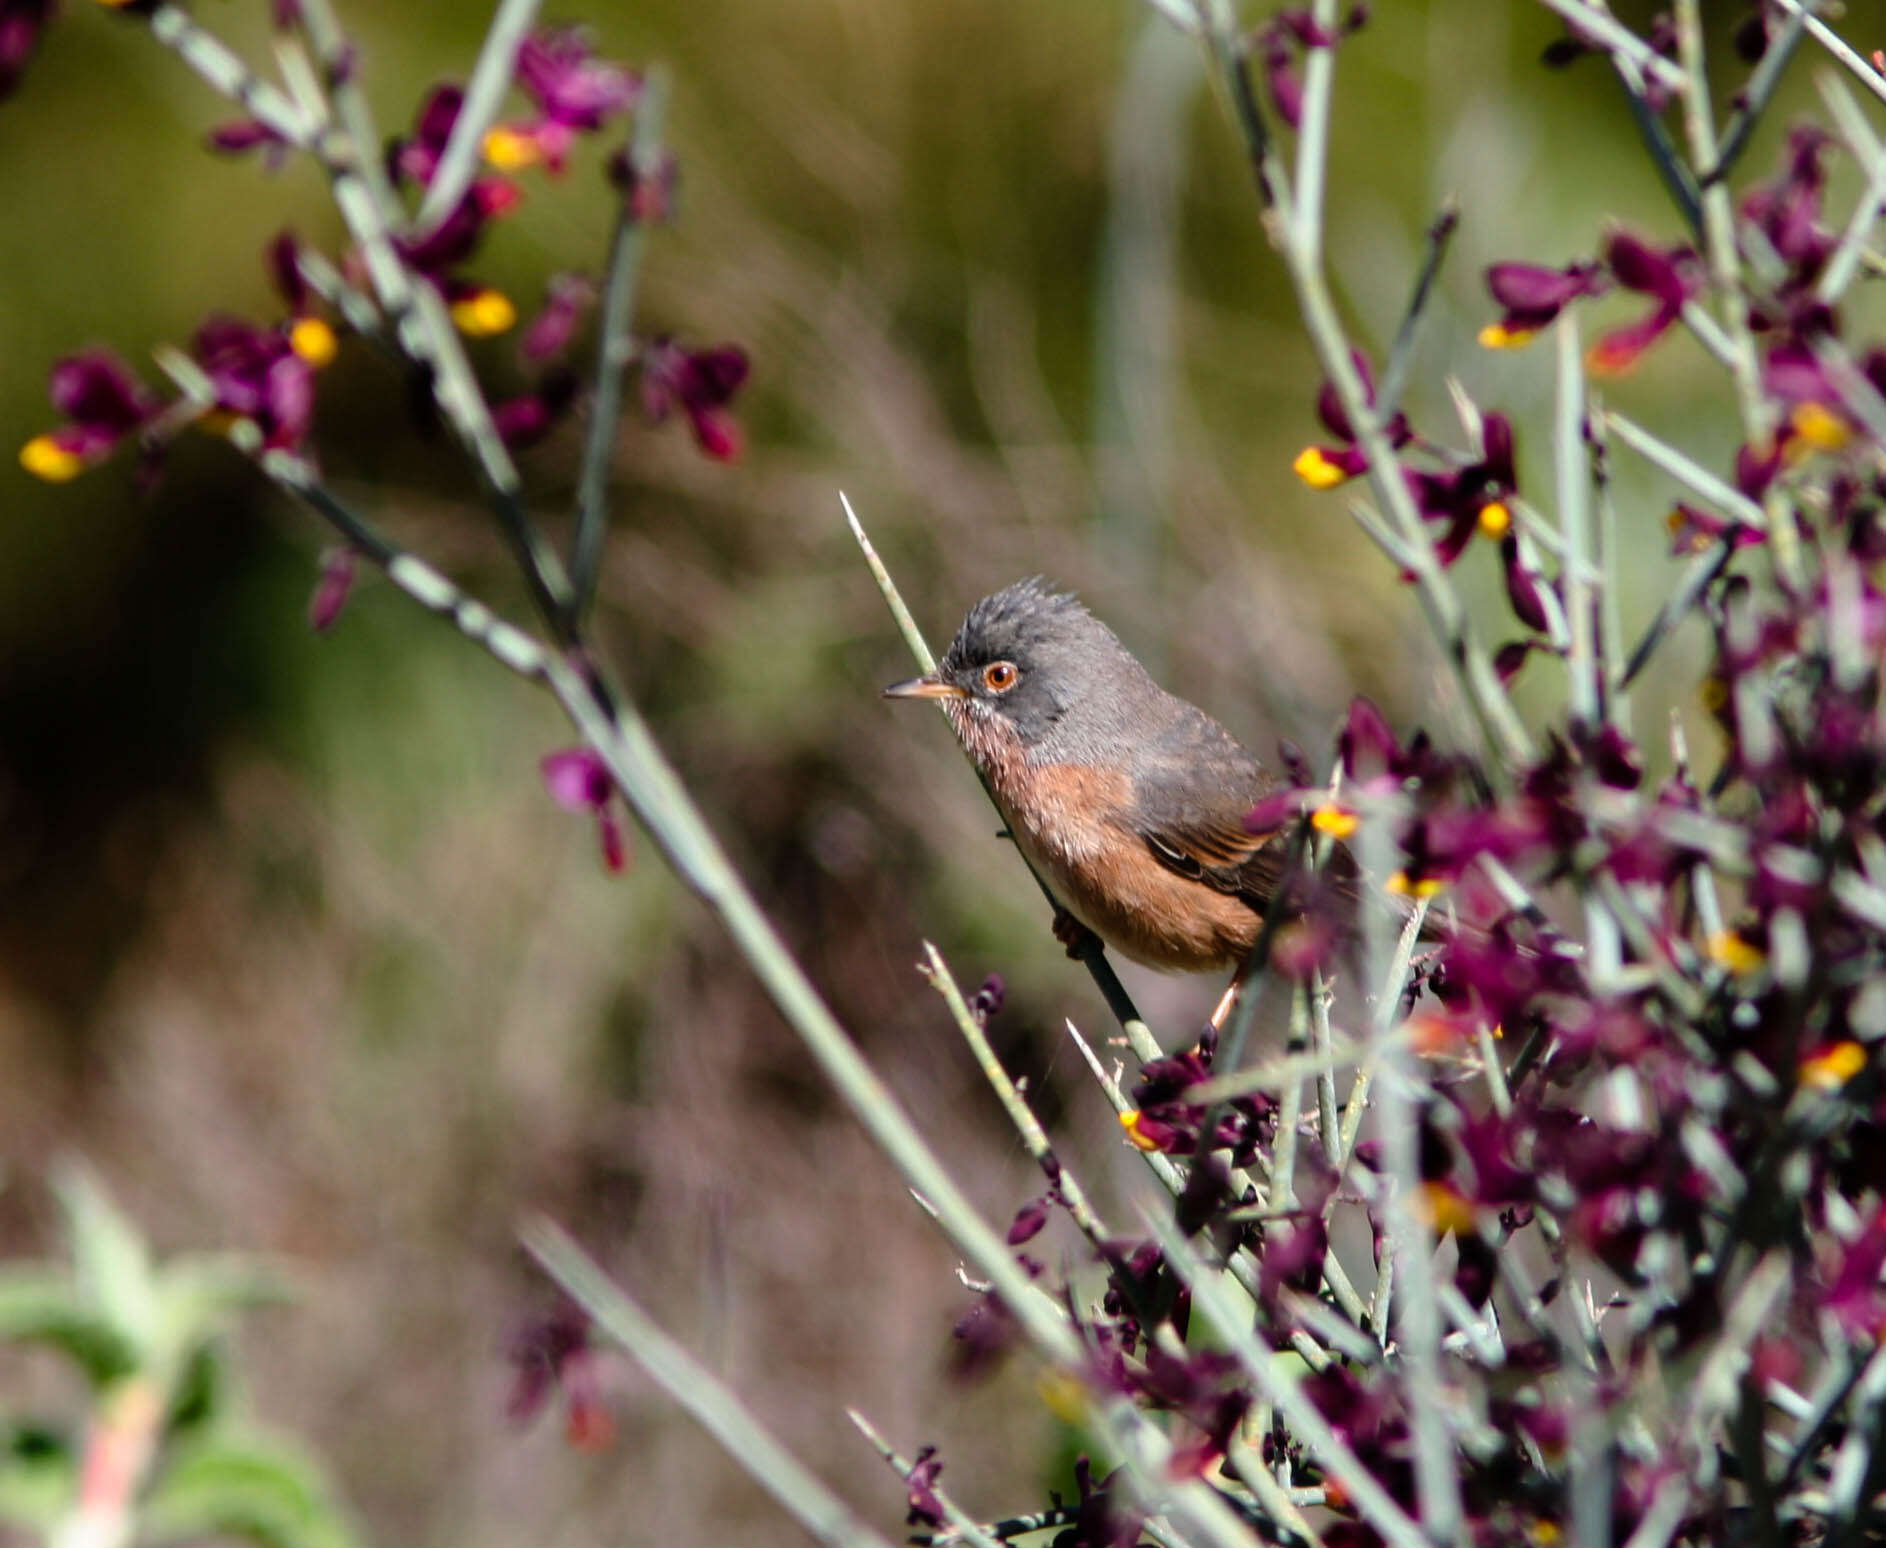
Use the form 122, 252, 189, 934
1207, 964, 1248, 1034
1051, 907, 1099, 960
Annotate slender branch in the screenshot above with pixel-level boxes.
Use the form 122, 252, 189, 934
1374, 200, 1459, 428
1707, 4, 1814, 185
1612, 61, 1704, 241
919, 942, 1114, 1250
1533, 0, 1689, 96
1671, 0, 1795, 590
1815, 74, 1886, 303
523, 1220, 895, 1548
1601, 409, 1767, 530
145, 4, 317, 148
293, 0, 580, 637
847, 1410, 1006, 1548
411, 0, 545, 235
1196, 3, 1533, 771
1148, 1216, 1429, 1548
1290, 0, 1341, 262
1771, 0, 1886, 112
571, 68, 671, 615
1556, 314, 1598, 732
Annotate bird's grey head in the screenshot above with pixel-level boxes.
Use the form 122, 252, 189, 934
884, 579, 1154, 757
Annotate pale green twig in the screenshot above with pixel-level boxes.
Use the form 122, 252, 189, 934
523, 1219, 894, 1548
411, 0, 545, 235
847, 1410, 1005, 1548
572, 69, 671, 615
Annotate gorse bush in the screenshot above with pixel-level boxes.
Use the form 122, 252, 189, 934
8, 1, 1886, 1546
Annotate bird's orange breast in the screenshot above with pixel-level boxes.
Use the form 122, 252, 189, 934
994, 759, 1260, 975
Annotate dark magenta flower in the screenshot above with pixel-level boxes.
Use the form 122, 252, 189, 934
1742, 127, 1837, 288
641, 338, 749, 461
506, 1304, 614, 1451
1479, 259, 1606, 348
308, 547, 356, 633
493, 366, 579, 449
541, 746, 627, 873
0, 0, 53, 101
1587, 231, 1701, 376
206, 116, 291, 170
1006, 1196, 1050, 1245
1666, 502, 1765, 556
483, 27, 640, 174
20, 349, 161, 482
1406, 410, 1520, 564
1292, 349, 1409, 489
191, 314, 322, 452
1541, 13, 1677, 110
395, 180, 521, 274
521, 272, 595, 362
904, 1447, 945, 1528
388, 84, 464, 189
265, 231, 340, 367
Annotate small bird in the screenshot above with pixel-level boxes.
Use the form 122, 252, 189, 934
884, 579, 1307, 1012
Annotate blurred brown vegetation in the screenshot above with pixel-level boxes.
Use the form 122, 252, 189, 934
0, 1, 1844, 1543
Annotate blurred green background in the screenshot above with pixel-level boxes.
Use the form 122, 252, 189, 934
0, 1, 1850, 1542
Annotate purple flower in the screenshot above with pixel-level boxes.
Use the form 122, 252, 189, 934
506, 1304, 614, 1451
521, 272, 594, 362
541, 746, 628, 873
904, 1446, 945, 1528
388, 84, 463, 189
394, 180, 521, 275
191, 314, 321, 452
1667, 502, 1764, 556
1586, 230, 1700, 375
641, 338, 750, 461
493, 366, 579, 449
308, 547, 356, 633
1479, 259, 1607, 347
0, 0, 53, 101
1406, 410, 1521, 564
1006, 1196, 1050, 1245
1291, 349, 1409, 489
1742, 127, 1837, 287
483, 28, 640, 174
20, 349, 160, 482
206, 116, 291, 170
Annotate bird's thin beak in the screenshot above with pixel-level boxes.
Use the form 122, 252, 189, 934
882, 673, 968, 701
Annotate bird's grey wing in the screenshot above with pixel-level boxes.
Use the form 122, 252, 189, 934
1127, 701, 1294, 907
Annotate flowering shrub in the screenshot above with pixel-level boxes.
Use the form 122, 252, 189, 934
12, 1, 1886, 1548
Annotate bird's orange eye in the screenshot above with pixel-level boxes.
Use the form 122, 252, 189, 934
983, 661, 1019, 693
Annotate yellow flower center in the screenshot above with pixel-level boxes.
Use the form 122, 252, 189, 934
1799, 1041, 1867, 1092
1387, 871, 1445, 900
1789, 401, 1850, 453
1706, 929, 1765, 976
1310, 803, 1359, 840
288, 316, 339, 367
1419, 1181, 1477, 1238
1477, 501, 1512, 539
19, 434, 86, 482
449, 288, 517, 337
1477, 321, 1536, 350
1118, 1111, 1160, 1152
1292, 446, 1349, 490
1037, 1369, 1088, 1425
482, 126, 543, 171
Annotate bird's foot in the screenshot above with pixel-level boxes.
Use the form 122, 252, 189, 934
1052, 909, 1098, 960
